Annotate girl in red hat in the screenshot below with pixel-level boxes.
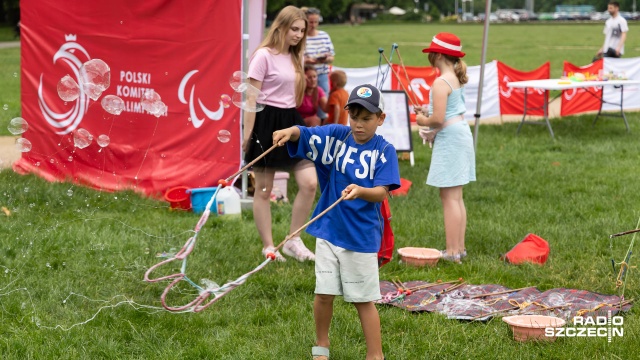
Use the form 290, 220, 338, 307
415, 32, 476, 263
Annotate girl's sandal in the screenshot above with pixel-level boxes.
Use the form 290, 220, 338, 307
312, 346, 330, 359
440, 250, 462, 264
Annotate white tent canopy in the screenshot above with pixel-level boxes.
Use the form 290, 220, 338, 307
388, 6, 406, 15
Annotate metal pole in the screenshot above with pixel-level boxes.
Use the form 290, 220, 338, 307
472, 0, 491, 149
240, 0, 250, 199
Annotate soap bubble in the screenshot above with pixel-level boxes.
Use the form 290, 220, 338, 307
2, 104, 7, 110
97, 134, 110, 148
217, 129, 231, 143
79, 59, 110, 91
82, 83, 103, 101
15, 138, 32, 153
220, 94, 231, 108
57, 75, 80, 102
101, 95, 125, 115
140, 90, 166, 116
232, 83, 266, 113
73, 128, 93, 149
8, 117, 28, 135
229, 71, 248, 91
153, 101, 168, 118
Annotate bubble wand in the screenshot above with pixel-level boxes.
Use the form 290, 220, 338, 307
393, 44, 421, 107
380, 50, 419, 108
144, 161, 347, 312
609, 217, 639, 302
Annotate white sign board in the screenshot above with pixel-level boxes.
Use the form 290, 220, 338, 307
376, 90, 413, 152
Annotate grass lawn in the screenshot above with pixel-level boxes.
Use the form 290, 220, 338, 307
0, 25, 19, 42
1, 22, 640, 359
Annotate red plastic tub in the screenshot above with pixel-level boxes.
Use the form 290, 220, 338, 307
164, 186, 192, 210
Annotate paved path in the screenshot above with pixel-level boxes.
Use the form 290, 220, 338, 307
0, 136, 19, 169
0, 41, 20, 49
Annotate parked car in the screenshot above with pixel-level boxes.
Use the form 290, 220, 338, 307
553, 12, 571, 20
590, 11, 611, 21
478, 12, 498, 22
620, 11, 633, 20
461, 12, 476, 22
514, 10, 537, 21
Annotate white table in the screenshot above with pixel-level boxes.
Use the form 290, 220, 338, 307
506, 79, 640, 138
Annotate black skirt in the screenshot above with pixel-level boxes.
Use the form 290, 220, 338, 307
245, 105, 305, 169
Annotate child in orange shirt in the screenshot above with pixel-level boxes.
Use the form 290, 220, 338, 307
323, 70, 349, 125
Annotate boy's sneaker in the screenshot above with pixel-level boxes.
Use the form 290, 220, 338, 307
262, 246, 286, 262
282, 237, 315, 262
440, 250, 462, 264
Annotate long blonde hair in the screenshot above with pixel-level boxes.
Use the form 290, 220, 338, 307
258, 6, 307, 106
428, 53, 468, 85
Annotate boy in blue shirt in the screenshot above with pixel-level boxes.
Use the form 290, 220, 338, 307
273, 84, 400, 360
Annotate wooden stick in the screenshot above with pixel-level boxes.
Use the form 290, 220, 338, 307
391, 279, 404, 291
225, 143, 279, 182
620, 298, 635, 307
274, 194, 346, 251
394, 46, 421, 107
380, 52, 419, 108
395, 279, 408, 291
521, 304, 571, 314
471, 301, 561, 321
609, 228, 640, 238
407, 280, 460, 292
443, 282, 466, 294
468, 287, 534, 299
471, 306, 519, 321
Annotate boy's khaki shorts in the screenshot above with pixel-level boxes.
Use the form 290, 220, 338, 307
314, 238, 381, 303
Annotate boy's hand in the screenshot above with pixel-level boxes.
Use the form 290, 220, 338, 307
342, 184, 361, 200
272, 129, 291, 146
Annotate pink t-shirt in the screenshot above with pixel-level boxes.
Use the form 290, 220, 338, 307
297, 87, 326, 118
248, 48, 297, 109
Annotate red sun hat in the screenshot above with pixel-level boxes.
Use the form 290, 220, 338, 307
422, 32, 466, 58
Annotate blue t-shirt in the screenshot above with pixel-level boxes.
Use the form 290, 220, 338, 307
287, 125, 401, 253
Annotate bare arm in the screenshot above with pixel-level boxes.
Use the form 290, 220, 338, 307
414, 79, 450, 128
318, 93, 328, 113
342, 184, 389, 203
242, 78, 263, 152
331, 104, 340, 123
272, 126, 301, 146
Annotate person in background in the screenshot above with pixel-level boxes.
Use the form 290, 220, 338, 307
324, 70, 349, 125
594, 1, 628, 61
297, 64, 327, 127
243, 6, 317, 262
304, 7, 335, 122
415, 32, 476, 264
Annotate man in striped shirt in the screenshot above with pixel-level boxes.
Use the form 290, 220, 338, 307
304, 7, 335, 121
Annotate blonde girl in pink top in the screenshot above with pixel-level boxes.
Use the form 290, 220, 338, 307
243, 6, 317, 262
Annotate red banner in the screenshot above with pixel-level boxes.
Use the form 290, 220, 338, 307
497, 61, 550, 116
561, 60, 603, 116
15, 0, 242, 196
390, 64, 439, 122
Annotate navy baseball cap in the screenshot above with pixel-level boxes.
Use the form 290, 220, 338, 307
345, 84, 385, 113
